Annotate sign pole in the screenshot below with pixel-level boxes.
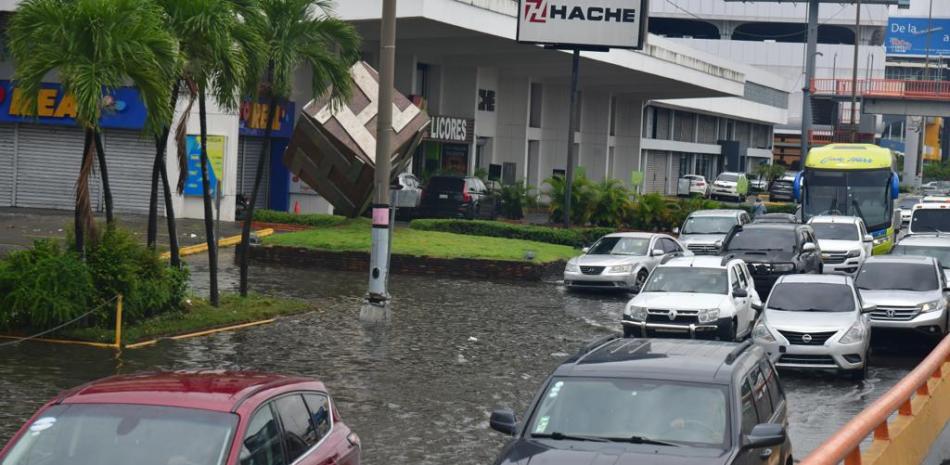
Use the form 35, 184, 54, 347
849, 0, 862, 143
801, 0, 818, 159
564, 48, 580, 229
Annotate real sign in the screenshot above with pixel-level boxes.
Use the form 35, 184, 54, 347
886, 17, 950, 57
517, 0, 648, 50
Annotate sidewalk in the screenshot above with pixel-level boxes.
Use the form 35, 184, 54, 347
0, 207, 243, 257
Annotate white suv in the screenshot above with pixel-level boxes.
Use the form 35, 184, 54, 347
621, 256, 762, 341
710, 172, 749, 202
808, 215, 873, 276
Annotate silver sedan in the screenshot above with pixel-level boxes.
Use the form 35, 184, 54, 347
564, 232, 690, 292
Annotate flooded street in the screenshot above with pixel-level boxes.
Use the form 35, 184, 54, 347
0, 250, 928, 464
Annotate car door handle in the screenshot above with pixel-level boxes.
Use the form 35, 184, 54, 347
759, 448, 774, 460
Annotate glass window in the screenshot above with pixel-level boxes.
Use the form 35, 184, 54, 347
643, 267, 729, 294
426, 176, 464, 192
749, 368, 772, 422
802, 170, 892, 232
740, 380, 758, 435
242, 406, 286, 465
681, 216, 739, 235
662, 238, 681, 253
856, 262, 939, 292
274, 395, 318, 461
811, 223, 860, 241
736, 265, 749, 289
767, 283, 855, 312
730, 267, 741, 291
717, 173, 740, 182
587, 237, 650, 256
892, 245, 950, 269
529, 83, 543, 128
899, 197, 921, 209
303, 394, 332, 442
527, 377, 730, 448
911, 210, 950, 233
724, 229, 797, 252
1, 404, 238, 465
761, 361, 784, 412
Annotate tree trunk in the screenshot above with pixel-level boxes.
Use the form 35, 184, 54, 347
93, 131, 114, 225
159, 146, 181, 268
239, 95, 279, 296
75, 130, 93, 254
149, 83, 182, 249
198, 85, 219, 306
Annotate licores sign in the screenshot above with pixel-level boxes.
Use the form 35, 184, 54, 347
517, 0, 649, 50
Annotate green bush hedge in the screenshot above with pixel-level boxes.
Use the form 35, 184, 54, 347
253, 209, 348, 227
409, 219, 613, 248
0, 227, 188, 331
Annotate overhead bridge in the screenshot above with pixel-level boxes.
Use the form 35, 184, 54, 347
811, 79, 950, 117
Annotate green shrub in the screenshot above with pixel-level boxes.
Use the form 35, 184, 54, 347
544, 168, 597, 225
626, 193, 673, 231
409, 219, 613, 247
498, 182, 535, 220
253, 209, 347, 227
589, 179, 631, 227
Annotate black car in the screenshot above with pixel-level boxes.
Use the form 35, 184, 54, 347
721, 223, 822, 298
753, 213, 798, 224
419, 175, 497, 219
769, 174, 797, 203
489, 337, 792, 465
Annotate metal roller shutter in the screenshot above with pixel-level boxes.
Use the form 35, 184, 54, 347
15, 125, 100, 211
668, 155, 680, 195
0, 125, 14, 206
102, 129, 161, 214
645, 151, 668, 194
237, 136, 269, 209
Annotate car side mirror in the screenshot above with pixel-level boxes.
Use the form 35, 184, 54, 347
651, 248, 665, 257
752, 302, 764, 312
863, 234, 874, 243
582, 247, 590, 253
673, 227, 680, 235
861, 303, 877, 314
743, 424, 786, 450
489, 408, 518, 436
802, 242, 817, 252
733, 288, 748, 298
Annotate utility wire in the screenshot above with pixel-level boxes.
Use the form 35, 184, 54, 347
0, 296, 118, 348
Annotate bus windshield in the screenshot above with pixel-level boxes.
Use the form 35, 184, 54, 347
803, 169, 892, 232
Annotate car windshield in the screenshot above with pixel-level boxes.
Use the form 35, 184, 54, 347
1, 404, 237, 465
528, 377, 729, 448
426, 177, 464, 192
681, 216, 738, 235
717, 173, 739, 182
802, 169, 892, 232
811, 223, 859, 241
767, 283, 854, 312
725, 229, 797, 252
911, 210, 950, 234
643, 267, 729, 294
587, 237, 650, 256
892, 245, 950, 268
855, 263, 938, 292
899, 198, 920, 209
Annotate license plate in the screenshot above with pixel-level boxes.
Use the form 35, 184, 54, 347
438, 194, 448, 199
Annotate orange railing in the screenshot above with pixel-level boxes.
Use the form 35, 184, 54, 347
799, 334, 950, 465
811, 79, 950, 101
808, 129, 875, 146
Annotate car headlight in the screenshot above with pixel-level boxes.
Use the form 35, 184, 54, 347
697, 308, 720, 324
565, 263, 580, 273
752, 321, 775, 342
609, 264, 634, 273
846, 249, 862, 258
838, 322, 867, 344
873, 237, 886, 246
920, 299, 944, 313
772, 263, 795, 272
625, 304, 648, 321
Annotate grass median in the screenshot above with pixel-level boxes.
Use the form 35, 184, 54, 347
264, 218, 578, 263
60, 294, 313, 345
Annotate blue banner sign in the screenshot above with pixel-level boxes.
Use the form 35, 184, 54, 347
886, 17, 950, 57
0, 81, 148, 129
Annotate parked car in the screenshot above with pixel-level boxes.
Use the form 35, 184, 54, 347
753, 213, 798, 224
0, 371, 360, 465
749, 176, 769, 193
897, 196, 921, 226
720, 223, 823, 298
564, 233, 688, 292
856, 256, 948, 338
488, 337, 793, 465
677, 174, 710, 197
752, 274, 873, 380
710, 172, 749, 202
892, 235, 950, 281
908, 203, 950, 236
921, 181, 950, 196
807, 215, 873, 276
678, 209, 751, 255
391, 172, 423, 220
419, 175, 497, 220
769, 172, 797, 202
621, 255, 761, 341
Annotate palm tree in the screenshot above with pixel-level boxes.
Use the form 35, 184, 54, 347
8, 0, 177, 253
157, 0, 264, 306
238, 0, 360, 296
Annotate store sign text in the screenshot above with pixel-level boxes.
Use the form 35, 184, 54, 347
428, 116, 473, 144
0, 81, 146, 130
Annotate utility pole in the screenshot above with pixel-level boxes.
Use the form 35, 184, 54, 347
849, 0, 862, 142
361, 0, 397, 322
801, 0, 819, 160
564, 49, 580, 229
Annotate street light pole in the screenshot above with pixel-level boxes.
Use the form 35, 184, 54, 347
564, 49, 580, 229
801, 0, 819, 160
362, 0, 397, 322
849, 0, 862, 142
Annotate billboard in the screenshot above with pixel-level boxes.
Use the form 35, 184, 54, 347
0, 81, 147, 129
517, 0, 649, 50
886, 17, 950, 57
184, 135, 227, 197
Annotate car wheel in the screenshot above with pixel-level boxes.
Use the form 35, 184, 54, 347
849, 350, 870, 381
623, 326, 636, 338
634, 269, 649, 292
718, 319, 737, 341
818, 264, 824, 274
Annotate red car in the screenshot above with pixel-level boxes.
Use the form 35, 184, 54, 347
0, 371, 360, 465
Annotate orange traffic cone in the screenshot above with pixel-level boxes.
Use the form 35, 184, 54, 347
293, 200, 301, 215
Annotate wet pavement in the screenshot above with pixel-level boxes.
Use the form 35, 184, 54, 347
0, 248, 933, 464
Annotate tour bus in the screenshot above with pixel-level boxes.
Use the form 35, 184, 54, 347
795, 144, 899, 255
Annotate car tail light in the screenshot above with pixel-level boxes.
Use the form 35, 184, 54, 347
463, 190, 472, 202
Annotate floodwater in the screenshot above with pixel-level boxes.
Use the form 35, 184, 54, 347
0, 250, 930, 464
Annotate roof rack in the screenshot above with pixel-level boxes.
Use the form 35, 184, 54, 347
725, 340, 753, 365
564, 333, 621, 363
720, 254, 735, 267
